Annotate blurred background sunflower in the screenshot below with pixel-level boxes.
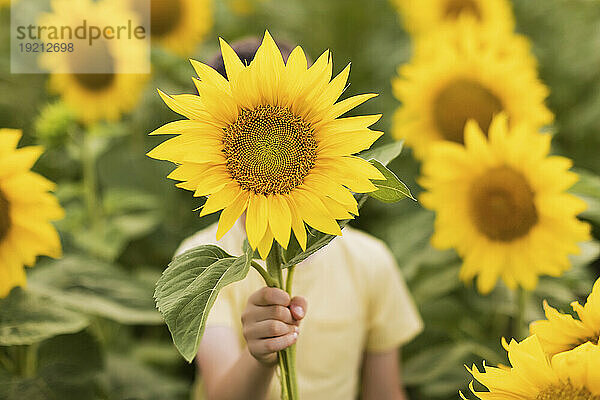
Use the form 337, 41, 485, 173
1, 0, 600, 399
127, 0, 214, 56
38, 0, 149, 124
420, 115, 590, 294
392, 19, 552, 158
0, 129, 63, 298
392, 0, 514, 35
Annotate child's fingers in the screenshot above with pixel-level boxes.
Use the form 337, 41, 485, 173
254, 332, 298, 354
249, 287, 290, 307
251, 305, 295, 324
244, 320, 298, 339
289, 296, 307, 321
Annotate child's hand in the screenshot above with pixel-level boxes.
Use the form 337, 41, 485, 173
241, 287, 307, 366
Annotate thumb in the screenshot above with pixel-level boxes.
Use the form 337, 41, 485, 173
289, 296, 307, 321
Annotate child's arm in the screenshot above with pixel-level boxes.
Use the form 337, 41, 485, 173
196, 287, 306, 400
361, 350, 409, 400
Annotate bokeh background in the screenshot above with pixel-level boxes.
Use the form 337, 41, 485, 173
1, 0, 600, 399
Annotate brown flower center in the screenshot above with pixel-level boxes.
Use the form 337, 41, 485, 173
469, 166, 538, 242
536, 383, 600, 400
0, 189, 11, 243
70, 41, 115, 91
444, 0, 482, 20
433, 78, 503, 144
150, 0, 182, 37
223, 105, 317, 195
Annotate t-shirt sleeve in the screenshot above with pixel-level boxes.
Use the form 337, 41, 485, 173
366, 245, 423, 352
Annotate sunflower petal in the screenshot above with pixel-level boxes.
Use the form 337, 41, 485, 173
267, 194, 292, 249
257, 226, 274, 259
200, 182, 241, 216
216, 191, 250, 240
245, 193, 269, 249
190, 59, 231, 94
284, 196, 307, 251
291, 189, 341, 236
219, 38, 245, 80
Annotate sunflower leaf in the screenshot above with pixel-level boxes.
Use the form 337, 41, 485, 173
0, 288, 89, 346
358, 140, 404, 165
154, 244, 253, 362
28, 255, 162, 325
0, 331, 103, 400
367, 159, 415, 202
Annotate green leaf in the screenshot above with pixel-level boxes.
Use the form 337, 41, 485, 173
0, 331, 103, 400
28, 255, 162, 325
367, 159, 415, 203
99, 353, 189, 400
0, 288, 89, 346
358, 140, 404, 165
403, 342, 473, 385
571, 168, 600, 226
154, 244, 253, 362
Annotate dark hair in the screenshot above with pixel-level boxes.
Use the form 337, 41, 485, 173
207, 36, 296, 79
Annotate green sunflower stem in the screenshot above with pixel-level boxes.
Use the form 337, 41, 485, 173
266, 244, 299, 400
514, 287, 530, 340
81, 132, 101, 232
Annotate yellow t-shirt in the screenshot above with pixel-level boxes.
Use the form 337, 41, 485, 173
178, 221, 423, 400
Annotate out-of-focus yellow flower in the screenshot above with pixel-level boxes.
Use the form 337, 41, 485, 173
392, 19, 551, 159
147, 31, 384, 258
39, 0, 149, 125
531, 278, 600, 357
420, 114, 590, 294
128, 0, 213, 56
0, 129, 64, 298
464, 335, 600, 399
226, 0, 268, 16
392, 0, 514, 35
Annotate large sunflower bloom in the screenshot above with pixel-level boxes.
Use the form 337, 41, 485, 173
39, 0, 149, 125
464, 335, 600, 400
530, 277, 600, 357
128, 0, 213, 56
420, 114, 590, 294
392, 19, 552, 159
392, 0, 514, 35
148, 32, 384, 258
0, 129, 64, 298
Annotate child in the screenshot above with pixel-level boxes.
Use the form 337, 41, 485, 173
179, 38, 423, 400
179, 219, 422, 400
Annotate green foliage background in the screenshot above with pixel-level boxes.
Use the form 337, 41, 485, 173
1, 0, 600, 399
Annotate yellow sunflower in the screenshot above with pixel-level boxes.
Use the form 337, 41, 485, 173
420, 114, 590, 294
0, 129, 64, 298
530, 277, 600, 357
392, 19, 552, 159
147, 31, 384, 258
128, 0, 213, 56
392, 0, 514, 35
464, 335, 600, 400
39, 0, 149, 125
